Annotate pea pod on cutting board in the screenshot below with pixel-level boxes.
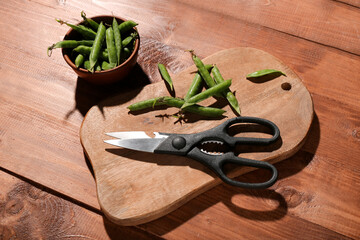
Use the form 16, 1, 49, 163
246, 69, 286, 78
158, 64, 174, 91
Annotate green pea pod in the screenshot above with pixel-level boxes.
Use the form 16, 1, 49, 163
118, 20, 138, 34
47, 40, 94, 56
89, 21, 106, 72
74, 54, 84, 68
55, 18, 96, 39
81, 11, 99, 31
83, 60, 101, 72
246, 69, 286, 78
122, 32, 138, 47
127, 97, 225, 117
182, 79, 232, 109
184, 64, 213, 101
212, 66, 240, 115
158, 63, 173, 91
121, 47, 131, 63
105, 27, 118, 66
112, 18, 122, 65
83, 60, 90, 70
101, 61, 116, 70
73, 45, 108, 60
189, 50, 216, 88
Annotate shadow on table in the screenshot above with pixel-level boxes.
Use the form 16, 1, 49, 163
65, 63, 150, 120
100, 114, 320, 237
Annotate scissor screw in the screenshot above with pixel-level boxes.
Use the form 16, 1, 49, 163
172, 137, 186, 150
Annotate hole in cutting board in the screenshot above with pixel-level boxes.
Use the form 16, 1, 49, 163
281, 82, 291, 91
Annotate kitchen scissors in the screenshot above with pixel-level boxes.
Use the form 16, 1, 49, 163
104, 116, 280, 189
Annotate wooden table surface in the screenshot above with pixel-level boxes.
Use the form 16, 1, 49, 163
1, 0, 359, 239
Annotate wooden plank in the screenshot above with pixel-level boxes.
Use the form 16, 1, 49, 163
173, 0, 360, 55
0, 170, 161, 240
140, 151, 356, 239
333, 0, 360, 8
0, 0, 359, 238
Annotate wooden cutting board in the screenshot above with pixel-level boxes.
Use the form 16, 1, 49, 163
80, 47, 313, 226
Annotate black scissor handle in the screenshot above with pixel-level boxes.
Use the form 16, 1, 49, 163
205, 116, 280, 147
187, 148, 278, 189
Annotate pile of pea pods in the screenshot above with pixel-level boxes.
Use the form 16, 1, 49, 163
47, 11, 138, 72
128, 50, 241, 118
129, 50, 286, 119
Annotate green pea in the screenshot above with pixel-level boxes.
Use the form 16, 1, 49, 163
89, 21, 106, 72
184, 64, 213, 101
246, 69, 286, 78
105, 27, 118, 67
158, 64, 173, 91
119, 20, 138, 34
73, 45, 108, 60
81, 11, 99, 31
55, 18, 96, 39
74, 54, 84, 68
212, 66, 240, 115
47, 40, 94, 56
112, 18, 122, 65
182, 79, 232, 109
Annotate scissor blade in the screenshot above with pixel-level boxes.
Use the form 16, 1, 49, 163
106, 131, 168, 139
106, 131, 150, 139
104, 138, 166, 153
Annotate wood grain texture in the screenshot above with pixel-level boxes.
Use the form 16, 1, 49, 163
0, 0, 359, 238
0, 171, 161, 240
80, 47, 313, 225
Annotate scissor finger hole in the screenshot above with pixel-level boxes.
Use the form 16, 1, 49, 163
227, 123, 274, 138
221, 163, 273, 184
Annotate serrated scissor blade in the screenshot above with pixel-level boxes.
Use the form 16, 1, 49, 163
104, 138, 166, 153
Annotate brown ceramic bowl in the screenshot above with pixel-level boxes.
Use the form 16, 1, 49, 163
62, 15, 140, 85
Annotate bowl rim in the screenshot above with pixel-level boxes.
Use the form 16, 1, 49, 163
62, 15, 140, 74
